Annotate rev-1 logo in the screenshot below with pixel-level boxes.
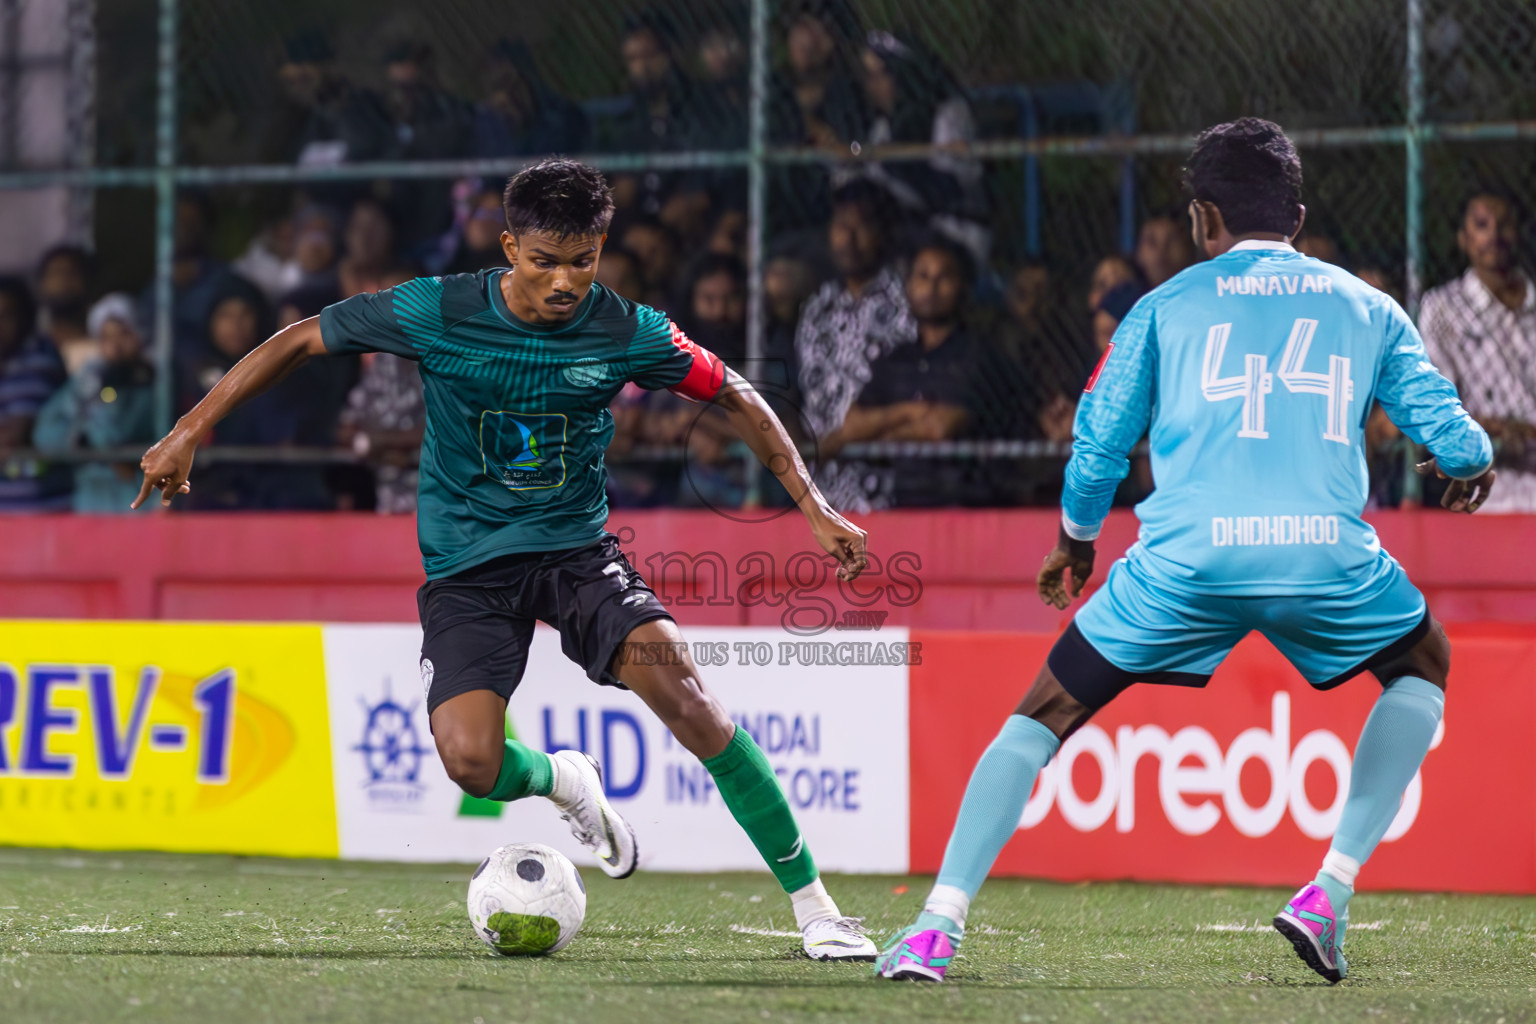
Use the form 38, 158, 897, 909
354, 681, 432, 812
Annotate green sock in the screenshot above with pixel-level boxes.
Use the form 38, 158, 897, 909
485, 739, 555, 801
702, 726, 817, 892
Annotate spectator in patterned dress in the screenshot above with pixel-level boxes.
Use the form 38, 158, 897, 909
1419, 192, 1536, 512
795, 180, 916, 511
337, 352, 426, 514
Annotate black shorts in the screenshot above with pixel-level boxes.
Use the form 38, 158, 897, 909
1048, 611, 1434, 711
418, 533, 673, 715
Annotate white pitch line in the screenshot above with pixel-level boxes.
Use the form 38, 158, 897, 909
729, 924, 800, 938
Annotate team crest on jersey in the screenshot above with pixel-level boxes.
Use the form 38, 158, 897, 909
479, 410, 568, 490
563, 358, 610, 387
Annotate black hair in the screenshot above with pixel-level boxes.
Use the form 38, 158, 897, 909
346, 196, 400, 261
830, 178, 896, 236
618, 215, 680, 251
600, 244, 640, 266
382, 40, 430, 66
1459, 190, 1520, 227
502, 159, 615, 239
282, 28, 334, 65
784, 0, 862, 48
1184, 117, 1303, 236
349, 193, 398, 223
276, 282, 339, 321
0, 276, 37, 337
689, 252, 747, 291
206, 274, 274, 342
1006, 257, 1056, 292
911, 232, 976, 290
622, 11, 679, 49
176, 189, 217, 228
35, 243, 97, 282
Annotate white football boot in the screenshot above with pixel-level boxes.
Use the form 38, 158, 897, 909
549, 750, 639, 879
802, 916, 877, 961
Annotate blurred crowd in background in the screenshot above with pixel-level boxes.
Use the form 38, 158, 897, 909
1, 0, 1533, 515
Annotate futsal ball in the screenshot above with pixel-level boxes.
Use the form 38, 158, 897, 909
467, 843, 587, 955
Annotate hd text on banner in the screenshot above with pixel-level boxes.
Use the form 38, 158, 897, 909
323, 625, 912, 873
0, 621, 338, 857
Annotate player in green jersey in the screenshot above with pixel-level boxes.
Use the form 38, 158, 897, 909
134, 159, 877, 960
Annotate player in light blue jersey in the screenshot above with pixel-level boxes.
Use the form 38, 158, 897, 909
876, 119, 1497, 985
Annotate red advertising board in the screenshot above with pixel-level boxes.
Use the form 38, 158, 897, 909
909, 627, 1536, 893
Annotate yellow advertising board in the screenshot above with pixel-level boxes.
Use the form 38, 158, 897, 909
0, 622, 337, 857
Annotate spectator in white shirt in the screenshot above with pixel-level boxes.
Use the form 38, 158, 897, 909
1419, 192, 1536, 512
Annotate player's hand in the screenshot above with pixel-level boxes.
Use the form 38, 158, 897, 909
1038, 529, 1095, 610
808, 507, 868, 582
132, 429, 197, 509
1415, 457, 1496, 513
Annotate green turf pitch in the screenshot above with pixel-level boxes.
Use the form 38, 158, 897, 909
1, 849, 1533, 1023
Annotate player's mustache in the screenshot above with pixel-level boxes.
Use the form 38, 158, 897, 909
548, 291, 579, 303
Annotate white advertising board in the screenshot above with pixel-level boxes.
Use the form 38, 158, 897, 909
323, 625, 910, 873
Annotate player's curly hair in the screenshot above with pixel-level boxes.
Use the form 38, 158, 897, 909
502, 159, 615, 239
1184, 118, 1303, 236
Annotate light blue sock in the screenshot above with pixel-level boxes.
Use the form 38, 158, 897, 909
1319, 675, 1444, 944
1332, 676, 1444, 865
926, 715, 1061, 937
1311, 869, 1354, 945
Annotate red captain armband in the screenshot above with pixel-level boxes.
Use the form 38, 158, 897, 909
1083, 342, 1114, 393
665, 321, 728, 402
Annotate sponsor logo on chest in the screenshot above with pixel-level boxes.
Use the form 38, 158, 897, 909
563, 358, 611, 387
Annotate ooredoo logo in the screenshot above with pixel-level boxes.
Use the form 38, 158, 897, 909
1020, 692, 1444, 841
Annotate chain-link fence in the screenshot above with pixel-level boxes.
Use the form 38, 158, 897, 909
0, 0, 1532, 512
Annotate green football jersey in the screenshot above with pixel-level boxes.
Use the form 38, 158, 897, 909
320, 271, 722, 578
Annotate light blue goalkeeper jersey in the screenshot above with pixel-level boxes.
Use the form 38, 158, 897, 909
1063, 240, 1492, 595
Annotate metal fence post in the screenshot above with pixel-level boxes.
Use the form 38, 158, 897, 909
1405, 0, 1424, 316
742, 0, 769, 506
151, 0, 177, 437
1403, 0, 1426, 505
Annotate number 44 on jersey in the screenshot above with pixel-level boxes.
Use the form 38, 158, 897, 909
1201, 318, 1355, 444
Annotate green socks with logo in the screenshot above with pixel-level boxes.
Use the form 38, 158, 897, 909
703, 726, 819, 893
486, 739, 555, 801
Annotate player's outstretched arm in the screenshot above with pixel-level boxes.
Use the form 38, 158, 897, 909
712, 369, 867, 582
132, 316, 330, 508
1041, 303, 1155, 608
